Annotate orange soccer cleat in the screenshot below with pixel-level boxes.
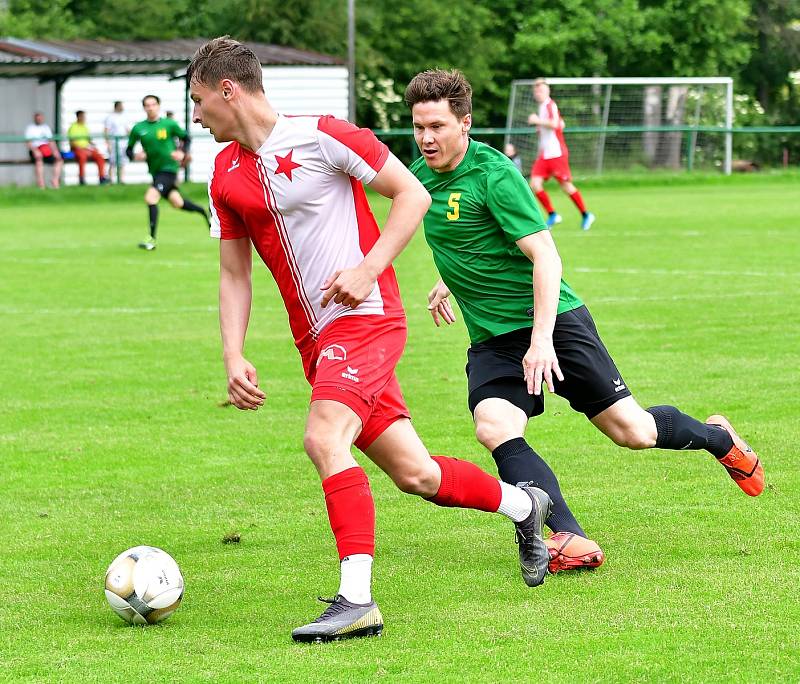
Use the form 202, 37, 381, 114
545, 532, 605, 574
706, 415, 764, 496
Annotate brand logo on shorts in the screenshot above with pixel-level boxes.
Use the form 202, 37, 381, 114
613, 377, 626, 392
317, 344, 347, 366
341, 366, 360, 383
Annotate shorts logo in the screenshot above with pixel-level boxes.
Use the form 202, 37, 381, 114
317, 344, 347, 366
342, 366, 360, 383
613, 377, 626, 392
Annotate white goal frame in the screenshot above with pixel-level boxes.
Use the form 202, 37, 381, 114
507, 76, 734, 174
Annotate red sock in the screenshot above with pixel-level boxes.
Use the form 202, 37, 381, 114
569, 190, 587, 214
428, 455, 502, 512
322, 466, 375, 560
535, 190, 555, 214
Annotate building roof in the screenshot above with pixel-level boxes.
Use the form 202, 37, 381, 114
0, 38, 343, 79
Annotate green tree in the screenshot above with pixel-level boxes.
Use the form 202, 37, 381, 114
740, 0, 800, 114
355, 0, 508, 128
193, 0, 347, 58
0, 0, 89, 39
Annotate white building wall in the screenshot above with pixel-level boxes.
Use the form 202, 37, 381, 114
0, 65, 348, 186
0, 78, 55, 186
60, 66, 348, 185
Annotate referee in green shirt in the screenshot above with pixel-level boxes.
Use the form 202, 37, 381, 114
404, 69, 763, 573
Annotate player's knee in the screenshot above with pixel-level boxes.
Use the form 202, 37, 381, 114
392, 463, 439, 497
302, 429, 338, 464
474, 420, 508, 452
612, 423, 656, 450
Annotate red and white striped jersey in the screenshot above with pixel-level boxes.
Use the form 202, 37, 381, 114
208, 114, 404, 355
536, 98, 568, 160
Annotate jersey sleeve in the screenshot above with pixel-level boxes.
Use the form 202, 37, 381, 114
545, 100, 564, 129
170, 119, 188, 140
315, 115, 390, 183
486, 164, 548, 242
127, 125, 140, 148
208, 167, 247, 240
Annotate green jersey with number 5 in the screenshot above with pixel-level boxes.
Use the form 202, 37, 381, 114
409, 139, 583, 343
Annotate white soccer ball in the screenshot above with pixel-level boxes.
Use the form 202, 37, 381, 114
104, 546, 184, 625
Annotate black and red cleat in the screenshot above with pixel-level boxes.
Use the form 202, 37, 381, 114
706, 415, 764, 497
545, 532, 605, 574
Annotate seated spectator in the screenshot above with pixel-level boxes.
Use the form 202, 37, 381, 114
68, 111, 109, 185
24, 112, 63, 189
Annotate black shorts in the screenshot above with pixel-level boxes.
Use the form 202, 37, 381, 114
466, 305, 631, 419
152, 171, 178, 199
29, 150, 56, 165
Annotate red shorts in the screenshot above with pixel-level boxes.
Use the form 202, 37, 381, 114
304, 314, 410, 451
531, 155, 572, 182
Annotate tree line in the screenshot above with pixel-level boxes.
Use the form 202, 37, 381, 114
2, 0, 798, 130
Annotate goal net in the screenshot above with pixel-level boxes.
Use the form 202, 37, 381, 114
506, 77, 733, 175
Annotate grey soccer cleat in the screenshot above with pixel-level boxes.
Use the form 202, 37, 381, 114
514, 484, 552, 587
291, 595, 383, 643
138, 237, 156, 251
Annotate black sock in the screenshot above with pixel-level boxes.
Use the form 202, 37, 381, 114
492, 437, 586, 536
181, 197, 209, 224
646, 405, 733, 457
148, 204, 158, 239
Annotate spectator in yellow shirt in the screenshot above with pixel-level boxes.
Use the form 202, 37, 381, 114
67, 111, 109, 185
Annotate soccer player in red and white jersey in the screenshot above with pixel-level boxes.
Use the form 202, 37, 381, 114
187, 37, 554, 642
527, 78, 595, 231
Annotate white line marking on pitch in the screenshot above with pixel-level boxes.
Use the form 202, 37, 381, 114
573, 266, 798, 279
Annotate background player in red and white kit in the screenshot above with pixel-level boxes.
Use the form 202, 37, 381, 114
527, 78, 595, 231
187, 36, 553, 643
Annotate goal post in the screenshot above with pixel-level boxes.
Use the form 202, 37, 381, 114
506, 77, 734, 175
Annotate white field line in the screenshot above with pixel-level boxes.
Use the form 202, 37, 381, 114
0, 305, 217, 315
0, 256, 212, 268
0, 290, 787, 315
588, 290, 785, 305
572, 266, 799, 279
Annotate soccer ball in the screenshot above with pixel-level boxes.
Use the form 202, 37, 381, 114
104, 546, 184, 625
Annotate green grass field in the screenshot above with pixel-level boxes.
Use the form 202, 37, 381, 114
1, 175, 798, 682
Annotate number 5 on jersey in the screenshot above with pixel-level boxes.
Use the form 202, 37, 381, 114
447, 192, 461, 221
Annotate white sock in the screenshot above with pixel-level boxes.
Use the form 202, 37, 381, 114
338, 554, 373, 604
496, 482, 533, 522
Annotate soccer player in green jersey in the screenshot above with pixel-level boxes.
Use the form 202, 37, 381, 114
405, 69, 764, 573
126, 94, 209, 250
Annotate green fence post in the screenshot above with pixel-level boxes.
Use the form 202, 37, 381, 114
114, 136, 121, 185
686, 130, 694, 172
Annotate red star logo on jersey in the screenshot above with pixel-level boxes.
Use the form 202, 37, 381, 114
274, 149, 302, 181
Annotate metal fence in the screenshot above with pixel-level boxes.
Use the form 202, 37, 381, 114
2, 126, 799, 185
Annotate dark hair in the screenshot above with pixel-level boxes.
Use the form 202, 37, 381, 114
75, 110, 85, 117
186, 36, 263, 94
114, 101, 122, 107
142, 94, 160, 106
404, 69, 472, 118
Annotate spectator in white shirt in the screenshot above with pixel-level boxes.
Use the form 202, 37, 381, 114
24, 112, 63, 189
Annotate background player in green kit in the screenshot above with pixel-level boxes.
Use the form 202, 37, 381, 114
127, 94, 209, 251
404, 69, 765, 573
